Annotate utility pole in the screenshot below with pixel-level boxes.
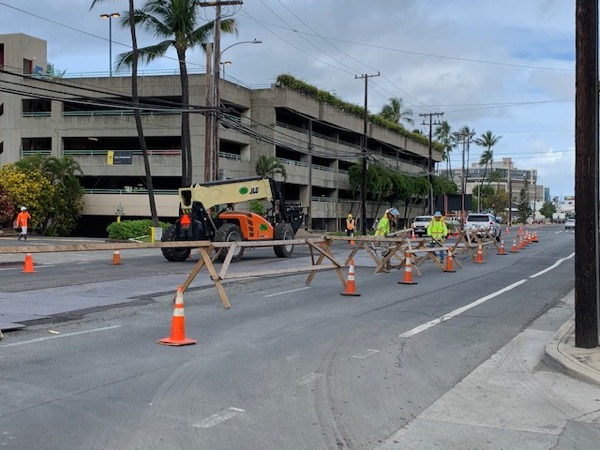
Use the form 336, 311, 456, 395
574, 0, 598, 348
507, 158, 512, 225
204, 43, 213, 182
200, 1, 243, 181
355, 72, 380, 236
307, 119, 313, 230
420, 112, 444, 214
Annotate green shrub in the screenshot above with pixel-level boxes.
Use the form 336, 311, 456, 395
106, 219, 170, 240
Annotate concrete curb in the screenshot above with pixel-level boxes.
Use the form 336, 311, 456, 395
545, 317, 600, 386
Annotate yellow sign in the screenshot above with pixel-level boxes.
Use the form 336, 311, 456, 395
107, 150, 114, 165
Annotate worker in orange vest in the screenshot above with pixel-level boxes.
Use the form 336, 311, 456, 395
16, 206, 32, 241
345, 213, 355, 238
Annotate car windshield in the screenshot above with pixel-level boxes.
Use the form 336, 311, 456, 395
415, 216, 431, 222
468, 215, 492, 222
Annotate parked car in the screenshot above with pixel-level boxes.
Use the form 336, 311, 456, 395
565, 218, 575, 230
464, 213, 502, 241
411, 215, 432, 237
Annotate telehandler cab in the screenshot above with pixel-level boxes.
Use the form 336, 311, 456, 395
161, 177, 304, 262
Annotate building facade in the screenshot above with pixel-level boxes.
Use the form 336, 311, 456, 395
0, 34, 441, 234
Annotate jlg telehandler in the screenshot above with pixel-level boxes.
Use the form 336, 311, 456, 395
161, 176, 304, 262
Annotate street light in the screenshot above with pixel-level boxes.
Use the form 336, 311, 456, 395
220, 60, 232, 79
208, 38, 262, 181
100, 12, 120, 77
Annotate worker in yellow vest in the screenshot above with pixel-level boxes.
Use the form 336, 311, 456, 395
427, 211, 448, 262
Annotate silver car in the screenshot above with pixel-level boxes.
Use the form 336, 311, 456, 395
565, 218, 575, 230
411, 215, 432, 237
465, 213, 502, 241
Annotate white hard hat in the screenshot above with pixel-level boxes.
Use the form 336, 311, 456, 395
21, 206, 27, 211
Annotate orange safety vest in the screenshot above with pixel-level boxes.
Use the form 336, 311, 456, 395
346, 218, 355, 230
16, 211, 31, 227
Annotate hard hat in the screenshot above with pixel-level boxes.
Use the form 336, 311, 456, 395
347, 214, 352, 219
434, 211, 442, 217
21, 206, 27, 211
385, 209, 391, 215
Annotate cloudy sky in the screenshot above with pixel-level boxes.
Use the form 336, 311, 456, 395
1, 0, 576, 199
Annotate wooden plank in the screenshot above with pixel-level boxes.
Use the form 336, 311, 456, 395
225, 265, 337, 279
199, 247, 231, 309
0, 241, 213, 254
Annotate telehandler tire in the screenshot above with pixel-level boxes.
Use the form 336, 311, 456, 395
161, 224, 191, 262
273, 223, 294, 258
215, 223, 245, 262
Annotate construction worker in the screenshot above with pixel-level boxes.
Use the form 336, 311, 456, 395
427, 211, 448, 262
16, 206, 31, 241
375, 209, 396, 272
345, 213, 355, 237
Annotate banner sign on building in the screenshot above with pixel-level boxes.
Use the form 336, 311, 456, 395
107, 150, 133, 165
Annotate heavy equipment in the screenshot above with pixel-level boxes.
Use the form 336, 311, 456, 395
161, 177, 304, 262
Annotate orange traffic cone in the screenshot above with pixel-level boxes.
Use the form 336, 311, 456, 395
519, 236, 525, 249
341, 259, 361, 296
497, 240, 506, 255
157, 286, 197, 346
519, 226, 523, 235
532, 231, 539, 243
510, 239, 519, 253
22, 253, 35, 273
349, 234, 355, 246
444, 247, 456, 272
475, 243, 485, 264
112, 249, 121, 265
411, 229, 416, 239
505, 227, 510, 236
398, 253, 417, 285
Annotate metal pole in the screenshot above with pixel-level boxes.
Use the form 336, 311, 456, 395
108, 16, 113, 77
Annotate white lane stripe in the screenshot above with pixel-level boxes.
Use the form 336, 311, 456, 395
295, 372, 323, 385
352, 349, 380, 359
1, 325, 121, 347
194, 407, 245, 429
399, 279, 527, 338
529, 252, 574, 278
264, 287, 310, 297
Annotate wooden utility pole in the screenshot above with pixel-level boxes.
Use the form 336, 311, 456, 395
420, 112, 444, 214
200, 1, 243, 181
574, 0, 599, 348
204, 43, 213, 182
355, 72, 380, 236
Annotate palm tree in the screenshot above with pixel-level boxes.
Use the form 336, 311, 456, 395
255, 155, 287, 181
380, 97, 413, 126
434, 121, 453, 180
90, 0, 159, 227
475, 130, 501, 199
116, 0, 237, 186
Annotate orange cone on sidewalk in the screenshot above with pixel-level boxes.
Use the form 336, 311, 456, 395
398, 253, 417, 285
475, 243, 485, 264
341, 259, 361, 296
22, 253, 35, 273
497, 240, 507, 255
112, 249, 121, 265
510, 239, 519, 253
157, 286, 197, 346
444, 247, 456, 273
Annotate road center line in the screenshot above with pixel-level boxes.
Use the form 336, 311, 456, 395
399, 279, 527, 338
529, 252, 574, 278
194, 407, 245, 429
1, 325, 122, 347
264, 287, 310, 297
352, 349, 380, 359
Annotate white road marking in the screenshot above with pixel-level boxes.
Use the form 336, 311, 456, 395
352, 349, 380, 359
194, 407, 245, 429
529, 252, 574, 278
264, 286, 310, 297
399, 279, 528, 338
295, 372, 323, 385
0, 325, 121, 347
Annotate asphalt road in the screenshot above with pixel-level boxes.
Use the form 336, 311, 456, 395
1, 226, 593, 449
